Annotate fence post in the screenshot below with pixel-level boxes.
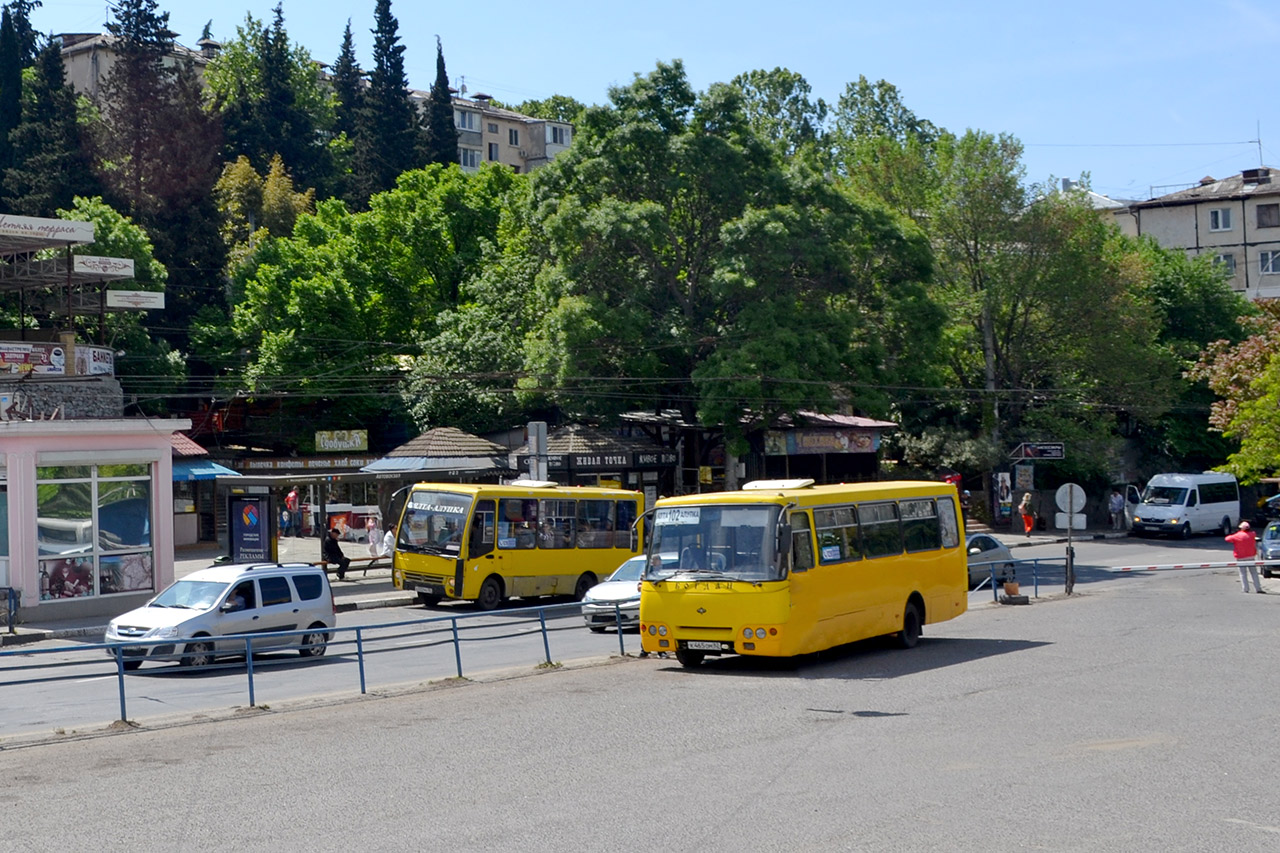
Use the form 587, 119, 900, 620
356, 627, 367, 694
245, 637, 256, 707
539, 609, 552, 665
114, 646, 129, 722
451, 618, 463, 678
616, 605, 626, 656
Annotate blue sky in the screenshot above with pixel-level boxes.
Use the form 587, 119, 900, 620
36, 0, 1280, 201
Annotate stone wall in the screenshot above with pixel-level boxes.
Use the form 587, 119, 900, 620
0, 377, 124, 420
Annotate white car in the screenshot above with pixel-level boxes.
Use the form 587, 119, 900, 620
582, 556, 646, 632
966, 533, 1016, 587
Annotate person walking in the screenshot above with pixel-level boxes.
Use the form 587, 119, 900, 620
285, 486, 300, 536
1018, 492, 1035, 538
1225, 521, 1265, 593
1108, 489, 1125, 531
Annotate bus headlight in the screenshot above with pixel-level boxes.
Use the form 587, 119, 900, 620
658, 625, 667, 636
743, 628, 753, 639
755, 628, 766, 639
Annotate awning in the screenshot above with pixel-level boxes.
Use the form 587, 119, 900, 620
173, 459, 242, 481
360, 455, 509, 475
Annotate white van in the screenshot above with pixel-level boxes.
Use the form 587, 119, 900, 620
104, 562, 336, 670
1130, 473, 1240, 539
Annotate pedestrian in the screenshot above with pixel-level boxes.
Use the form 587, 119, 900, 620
322, 527, 351, 581
960, 490, 972, 522
1108, 488, 1125, 531
285, 486, 300, 536
1225, 521, 1265, 594
1018, 492, 1035, 538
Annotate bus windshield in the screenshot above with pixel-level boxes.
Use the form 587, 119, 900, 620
1142, 486, 1188, 506
398, 491, 473, 556
647, 504, 780, 582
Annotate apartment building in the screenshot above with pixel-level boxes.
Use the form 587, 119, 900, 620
1118, 167, 1280, 298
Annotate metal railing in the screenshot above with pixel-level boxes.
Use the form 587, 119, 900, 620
970, 558, 1068, 601
2, 587, 16, 634
0, 600, 637, 728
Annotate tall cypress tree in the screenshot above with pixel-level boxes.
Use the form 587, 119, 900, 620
331, 20, 363, 141
3, 41, 99, 215
421, 36, 458, 167
4, 0, 41, 65
0, 7, 20, 177
351, 0, 419, 203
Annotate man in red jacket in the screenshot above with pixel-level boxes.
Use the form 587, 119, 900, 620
1225, 521, 1265, 594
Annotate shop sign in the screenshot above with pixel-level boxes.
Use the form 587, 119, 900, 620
632, 450, 678, 467
0, 342, 66, 375
764, 429, 879, 455
316, 430, 368, 452
77, 255, 136, 278
105, 290, 163, 309
240, 456, 379, 472
74, 345, 115, 376
570, 453, 629, 469
0, 213, 93, 243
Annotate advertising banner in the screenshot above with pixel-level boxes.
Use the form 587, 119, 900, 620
0, 342, 67, 375
74, 344, 115, 376
229, 495, 277, 563
316, 430, 368, 452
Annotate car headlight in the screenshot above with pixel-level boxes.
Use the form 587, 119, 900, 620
149, 626, 180, 639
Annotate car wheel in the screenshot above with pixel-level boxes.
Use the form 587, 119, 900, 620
181, 638, 215, 668
299, 624, 329, 658
122, 660, 142, 671
1179, 523, 1192, 540
675, 649, 704, 667
1263, 566, 1274, 579
897, 601, 922, 649
1221, 518, 1233, 536
588, 626, 607, 634
476, 576, 503, 611
573, 573, 597, 601
416, 592, 441, 607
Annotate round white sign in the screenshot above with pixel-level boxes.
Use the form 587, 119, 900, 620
1055, 482, 1086, 513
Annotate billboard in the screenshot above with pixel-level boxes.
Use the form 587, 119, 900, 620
0, 342, 67, 375
228, 495, 277, 563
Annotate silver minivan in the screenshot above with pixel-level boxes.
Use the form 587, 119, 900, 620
104, 562, 336, 670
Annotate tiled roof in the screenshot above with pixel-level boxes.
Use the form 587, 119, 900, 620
514, 425, 656, 456
388, 427, 507, 458
170, 432, 209, 457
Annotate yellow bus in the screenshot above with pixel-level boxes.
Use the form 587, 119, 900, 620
391, 481, 643, 610
639, 478, 967, 666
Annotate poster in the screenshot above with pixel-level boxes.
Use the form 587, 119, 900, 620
995, 472, 1012, 520
229, 495, 277, 563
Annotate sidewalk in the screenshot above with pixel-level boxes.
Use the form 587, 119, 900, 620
1, 538, 416, 648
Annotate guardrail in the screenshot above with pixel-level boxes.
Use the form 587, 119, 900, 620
970, 557, 1069, 601
0, 600, 636, 729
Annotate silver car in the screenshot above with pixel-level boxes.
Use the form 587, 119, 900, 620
582, 556, 646, 632
1260, 522, 1280, 578
966, 533, 1016, 587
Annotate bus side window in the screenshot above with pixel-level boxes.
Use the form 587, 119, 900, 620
791, 511, 815, 572
615, 500, 638, 550
468, 500, 495, 559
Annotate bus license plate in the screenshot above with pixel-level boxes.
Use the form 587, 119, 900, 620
416, 584, 445, 596
686, 641, 721, 651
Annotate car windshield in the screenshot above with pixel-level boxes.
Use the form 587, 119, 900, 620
609, 557, 646, 583
149, 579, 228, 610
1142, 486, 1188, 505
397, 491, 472, 555
646, 504, 780, 581
1264, 524, 1280, 542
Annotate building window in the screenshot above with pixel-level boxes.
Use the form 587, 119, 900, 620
1262, 251, 1280, 275
487, 122, 498, 134
488, 142, 499, 161
508, 128, 519, 146
455, 110, 477, 131
1209, 208, 1232, 231
1214, 253, 1237, 275
1259, 203, 1280, 229
36, 462, 155, 600
547, 125, 569, 145
459, 148, 481, 168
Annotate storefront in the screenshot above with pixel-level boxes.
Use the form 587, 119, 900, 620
0, 418, 186, 622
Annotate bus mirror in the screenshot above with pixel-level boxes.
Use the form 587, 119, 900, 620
630, 528, 639, 552
776, 522, 792, 554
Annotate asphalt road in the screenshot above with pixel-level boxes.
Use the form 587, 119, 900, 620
3, 534, 1279, 851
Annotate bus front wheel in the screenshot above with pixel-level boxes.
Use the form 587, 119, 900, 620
476, 577, 503, 611
898, 602, 922, 649
676, 649, 704, 668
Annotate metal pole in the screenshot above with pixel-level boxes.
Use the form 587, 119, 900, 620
114, 647, 128, 722
616, 605, 626, 655
539, 609, 552, 665
246, 637, 256, 707
451, 618, 463, 677
356, 628, 367, 694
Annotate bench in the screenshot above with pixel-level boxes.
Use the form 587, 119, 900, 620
319, 556, 391, 578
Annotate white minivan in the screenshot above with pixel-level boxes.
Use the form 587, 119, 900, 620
1130, 473, 1240, 539
104, 562, 336, 670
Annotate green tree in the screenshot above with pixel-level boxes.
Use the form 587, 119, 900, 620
205, 7, 336, 195
331, 20, 363, 142
522, 61, 940, 452
731, 67, 827, 157
4, 0, 40, 64
3, 41, 99, 215
516, 94, 586, 124
350, 0, 420, 205
0, 7, 21, 177
420, 36, 458, 167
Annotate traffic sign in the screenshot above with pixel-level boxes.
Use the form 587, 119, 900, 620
1009, 442, 1065, 460
1055, 483, 1086, 513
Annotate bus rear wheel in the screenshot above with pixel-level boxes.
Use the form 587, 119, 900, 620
476, 577, 503, 611
897, 602, 922, 649
676, 649, 704, 668
573, 573, 597, 601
